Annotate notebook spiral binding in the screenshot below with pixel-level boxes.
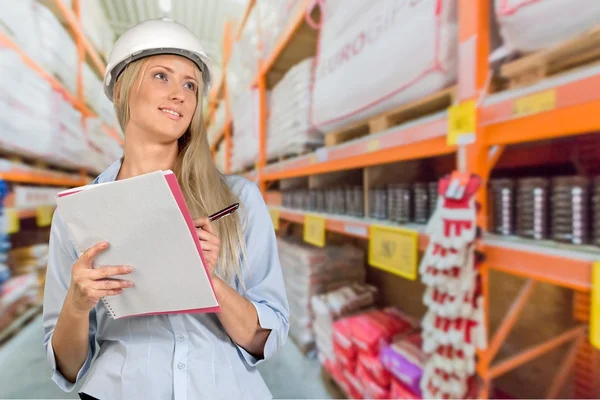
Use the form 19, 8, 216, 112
101, 297, 117, 318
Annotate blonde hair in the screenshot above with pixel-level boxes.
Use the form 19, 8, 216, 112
113, 57, 247, 287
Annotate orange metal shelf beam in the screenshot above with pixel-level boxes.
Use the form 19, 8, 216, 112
0, 172, 89, 187
486, 237, 596, 292
481, 66, 600, 145
53, 0, 105, 76
235, 0, 257, 41
262, 115, 453, 181
274, 207, 430, 250
260, 0, 311, 76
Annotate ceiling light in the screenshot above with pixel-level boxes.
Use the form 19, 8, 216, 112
158, 0, 172, 13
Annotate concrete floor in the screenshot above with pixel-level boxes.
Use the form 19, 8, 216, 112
0, 314, 337, 399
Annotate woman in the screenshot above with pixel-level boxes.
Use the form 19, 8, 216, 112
42, 18, 289, 400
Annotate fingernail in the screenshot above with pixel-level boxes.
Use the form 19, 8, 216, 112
126, 281, 134, 287
100, 242, 109, 248
125, 266, 134, 272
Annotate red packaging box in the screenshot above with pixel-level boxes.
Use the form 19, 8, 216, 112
357, 352, 391, 387
350, 308, 415, 355
343, 369, 365, 399
391, 378, 422, 399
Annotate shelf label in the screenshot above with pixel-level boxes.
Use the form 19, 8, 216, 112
591, 261, 600, 349
5, 209, 19, 234
368, 225, 418, 280
344, 224, 368, 238
304, 215, 326, 247
513, 89, 556, 117
367, 139, 380, 152
447, 100, 476, 146
36, 206, 54, 227
269, 208, 280, 231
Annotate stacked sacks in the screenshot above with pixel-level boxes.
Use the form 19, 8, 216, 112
278, 237, 365, 353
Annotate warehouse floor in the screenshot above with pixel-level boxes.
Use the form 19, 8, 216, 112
0, 315, 336, 399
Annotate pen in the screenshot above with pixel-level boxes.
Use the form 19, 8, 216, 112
207, 203, 240, 223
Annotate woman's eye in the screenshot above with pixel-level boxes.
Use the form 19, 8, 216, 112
184, 82, 196, 91
154, 72, 167, 81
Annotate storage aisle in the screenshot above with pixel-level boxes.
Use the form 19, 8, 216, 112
0, 316, 336, 399
3, 0, 600, 399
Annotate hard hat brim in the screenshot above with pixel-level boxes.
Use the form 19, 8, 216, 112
104, 47, 212, 102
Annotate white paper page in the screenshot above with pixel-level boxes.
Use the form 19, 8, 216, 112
56, 170, 218, 318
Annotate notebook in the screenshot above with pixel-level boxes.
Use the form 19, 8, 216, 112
55, 170, 220, 319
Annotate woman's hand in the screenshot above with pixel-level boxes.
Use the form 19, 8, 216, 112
194, 217, 221, 277
66, 241, 134, 315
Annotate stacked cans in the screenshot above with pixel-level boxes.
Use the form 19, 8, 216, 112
551, 176, 589, 245
516, 177, 549, 240
429, 181, 439, 216
593, 178, 600, 247
387, 183, 412, 224
370, 188, 388, 220
490, 179, 515, 236
346, 186, 364, 218
413, 183, 429, 224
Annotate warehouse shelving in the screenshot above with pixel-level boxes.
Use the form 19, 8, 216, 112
0, 0, 122, 189
206, 0, 600, 398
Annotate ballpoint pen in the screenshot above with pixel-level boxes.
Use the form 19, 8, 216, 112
207, 203, 240, 223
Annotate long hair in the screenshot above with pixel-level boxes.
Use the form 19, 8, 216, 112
112, 57, 247, 287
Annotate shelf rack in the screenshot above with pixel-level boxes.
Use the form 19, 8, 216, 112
0, 0, 122, 187
207, 1, 600, 397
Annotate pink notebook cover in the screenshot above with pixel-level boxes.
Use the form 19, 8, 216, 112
59, 171, 221, 317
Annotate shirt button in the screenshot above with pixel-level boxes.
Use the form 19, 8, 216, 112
178, 335, 185, 342
178, 363, 185, 370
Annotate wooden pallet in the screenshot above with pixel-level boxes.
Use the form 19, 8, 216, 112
501, 25, 600, 89
0, 303, 42, 346
325, 86, 456, 147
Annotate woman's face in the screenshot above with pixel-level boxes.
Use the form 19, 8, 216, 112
128, 54, 199, 142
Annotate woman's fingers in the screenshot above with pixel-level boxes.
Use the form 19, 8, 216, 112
194, 217, 215, 235
91, 279, 134, 291
200, 241, 219, 252
90, 265, 134, 280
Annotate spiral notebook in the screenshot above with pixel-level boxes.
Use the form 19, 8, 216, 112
55, 170, 221, 319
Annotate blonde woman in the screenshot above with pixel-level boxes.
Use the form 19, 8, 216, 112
42, 19, 289, 400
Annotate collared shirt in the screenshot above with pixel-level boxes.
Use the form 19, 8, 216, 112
42, 159, 289, 400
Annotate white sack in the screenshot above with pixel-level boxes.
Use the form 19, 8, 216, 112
311, 0, 458, 133
496, 0, 600, 53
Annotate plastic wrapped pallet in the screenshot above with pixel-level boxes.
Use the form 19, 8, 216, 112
12, 186, 64, 209
0, 273, 38, 333
214, 144, 226, 173
312, 283, 378, 365
84, 63, 119, 127
231, 89, 262, 172
207, 102, 227, 146
311, 0, 458, 133
227, 6, 262, 103
495, 0, 600, 53
267, 58, 322, 159
277, 237, 366, 351
258, 0, 305, 60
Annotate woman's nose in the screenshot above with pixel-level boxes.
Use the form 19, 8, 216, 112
168, 83, 185, 102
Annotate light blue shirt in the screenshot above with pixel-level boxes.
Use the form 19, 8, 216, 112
42, 159, 289, 400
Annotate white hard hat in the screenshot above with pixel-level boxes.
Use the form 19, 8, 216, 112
103, 18, 212, 102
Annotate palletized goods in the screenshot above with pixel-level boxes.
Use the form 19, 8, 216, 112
495, 0, 600, 53
311, 0, 458, 133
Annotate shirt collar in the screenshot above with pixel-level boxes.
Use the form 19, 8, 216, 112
93, 158, 123, 184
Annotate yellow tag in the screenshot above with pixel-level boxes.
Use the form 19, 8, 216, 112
367, 139, 380, 152
269, 208, 280, 231
5, 209, 19, 234
36, 206, 54, 227
303, 215, 326, 247
447, 100, 476, 145
591, 261, 600, 349
368, 225, 418, 280
310, 155, 317, 165
514, 89, 556, 117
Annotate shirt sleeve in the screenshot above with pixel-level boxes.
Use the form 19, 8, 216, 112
42, 210, 97, 392
232, 179, 290, 367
